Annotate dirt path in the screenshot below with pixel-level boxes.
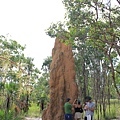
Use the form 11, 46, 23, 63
25, 116, 120, 120
25, 117, 42, 120
111, 116, 120, 120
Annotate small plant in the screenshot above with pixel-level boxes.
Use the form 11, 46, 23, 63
0, 110, 4, 119
25, 102, 41, 118
0, 110, 23, 120
105, 109, 116, 120
0, 110, 13, 120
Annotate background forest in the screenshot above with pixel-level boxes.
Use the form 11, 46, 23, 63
0, 0, 120, 120
43, 0, 120, 119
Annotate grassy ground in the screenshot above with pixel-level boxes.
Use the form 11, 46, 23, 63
25, 102, 41, 118
23, 99, 120, 120
111, 99, 120, 118
94, 99, 120, 120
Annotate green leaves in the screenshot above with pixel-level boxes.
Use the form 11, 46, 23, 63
45, 22, 66, 38
0, 35, 41, 109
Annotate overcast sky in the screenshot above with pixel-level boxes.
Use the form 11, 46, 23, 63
0, 0, 65, 69
0, 0, 118, 70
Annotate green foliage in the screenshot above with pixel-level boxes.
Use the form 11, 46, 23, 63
0, 110, 4, 119
45, 22, 66, 38
105, 109, 116, 120
44, 0, 120, 119
0, 35, 42, 119
5, 82, 19, 93
34, 73, 49, 102
41, 56, 52, 72
26, 102, 41, 118
94, 99, 119, 120
0, 110, 22, 120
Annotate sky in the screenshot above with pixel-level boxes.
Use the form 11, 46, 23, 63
0, 0, 65, 69
0, 0, 118, 70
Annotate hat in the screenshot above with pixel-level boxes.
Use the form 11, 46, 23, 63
85, 96, 92, 101
66, 98, 71, 102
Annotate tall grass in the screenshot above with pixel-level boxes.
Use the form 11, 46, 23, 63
94, 99, 120, 120
0, 110, 23, 120
25, 102, 41, 118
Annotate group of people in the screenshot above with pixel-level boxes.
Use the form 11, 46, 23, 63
64, 96, 95, 120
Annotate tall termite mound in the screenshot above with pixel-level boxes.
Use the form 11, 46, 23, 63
42, 38, 78, 120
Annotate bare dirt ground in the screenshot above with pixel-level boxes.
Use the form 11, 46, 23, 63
25, 116, 120, 120
25, 117, 42, 120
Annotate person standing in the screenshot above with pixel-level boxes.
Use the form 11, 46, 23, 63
73, 99, 83, 120
84, 96, 95, 120
64, 98, 73, 120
